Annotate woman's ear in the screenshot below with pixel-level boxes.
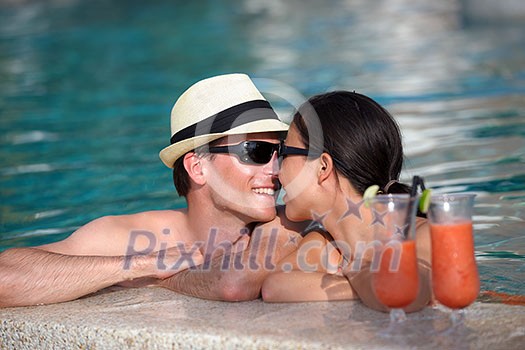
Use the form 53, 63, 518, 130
183, 153, 206, 186
318, 153, 334, 183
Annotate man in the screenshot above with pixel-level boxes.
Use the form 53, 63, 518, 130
0, 73, 304, 308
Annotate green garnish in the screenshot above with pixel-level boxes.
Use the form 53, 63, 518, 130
363, 185, 380, 207
419, 189, 432, 214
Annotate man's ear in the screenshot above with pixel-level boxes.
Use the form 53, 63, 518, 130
318, 153, 334, 184
183, 153, 206, 186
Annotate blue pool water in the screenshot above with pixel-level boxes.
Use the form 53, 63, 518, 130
1, 1, 524, 296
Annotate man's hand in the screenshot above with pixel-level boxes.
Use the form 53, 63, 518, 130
141, 244, 204, 280
159, 213, 305, 301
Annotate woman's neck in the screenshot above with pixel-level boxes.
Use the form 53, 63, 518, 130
322, 179, 374, 260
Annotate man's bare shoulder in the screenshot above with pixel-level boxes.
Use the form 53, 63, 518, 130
120, 209, 187, 229
37, 209, 188, 256
74, 209, 188, 240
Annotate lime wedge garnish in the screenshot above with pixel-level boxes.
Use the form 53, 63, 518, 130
419, 189, 432, 214
363, 185, 380, 207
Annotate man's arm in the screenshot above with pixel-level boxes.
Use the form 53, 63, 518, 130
0, 215, 201, 308
0, 247, 142, 307
159, 208, 306, 301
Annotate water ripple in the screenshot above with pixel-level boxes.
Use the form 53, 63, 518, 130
0, 162, 84, 176
476, 251, 525, 261
6, 226, 75, 238
4, 130, 60, 145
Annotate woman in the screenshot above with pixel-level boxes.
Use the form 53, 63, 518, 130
262, 91, 432, 312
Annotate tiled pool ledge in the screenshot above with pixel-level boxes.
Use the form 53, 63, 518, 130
1, 287, 524, 349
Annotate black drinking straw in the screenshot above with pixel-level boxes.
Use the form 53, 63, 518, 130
410, 176, 419, 198
418, 177, 426, 191
405, 175, 420, 239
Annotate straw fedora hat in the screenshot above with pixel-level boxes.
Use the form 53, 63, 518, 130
159, 73, 289, 168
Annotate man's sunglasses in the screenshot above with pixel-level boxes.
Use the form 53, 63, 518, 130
207, 140, 317, 165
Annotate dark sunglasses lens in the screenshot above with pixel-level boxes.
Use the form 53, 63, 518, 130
244, 142, 277, 164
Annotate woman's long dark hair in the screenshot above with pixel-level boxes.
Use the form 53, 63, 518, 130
293, 91, 410, 195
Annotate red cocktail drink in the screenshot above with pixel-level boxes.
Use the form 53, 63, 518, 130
427, 193, 478, 328
431, 221, 479, 309
367, 194, 420, 324
373, 240, 419, 308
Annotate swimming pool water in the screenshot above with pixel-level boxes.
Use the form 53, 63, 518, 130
1, 0, 524, 296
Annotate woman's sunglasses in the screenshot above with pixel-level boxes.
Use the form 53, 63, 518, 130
207, 140, 317, 165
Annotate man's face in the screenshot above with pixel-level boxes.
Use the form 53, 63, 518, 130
201, 132, 282, 224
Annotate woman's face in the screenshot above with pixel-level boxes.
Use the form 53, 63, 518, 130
279, 123, 320, 221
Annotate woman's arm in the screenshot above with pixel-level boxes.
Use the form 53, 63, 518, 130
345, 218, 433, 313
262, 231, 357, 302
263, 219, 432, 308
345, 259, 432, 313
262, 271, 355, 302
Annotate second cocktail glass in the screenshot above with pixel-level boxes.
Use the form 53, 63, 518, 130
427, 193, 479, 327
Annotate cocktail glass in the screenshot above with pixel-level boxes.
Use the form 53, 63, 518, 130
427, 193, 479, 328
368, 194, 420, 327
